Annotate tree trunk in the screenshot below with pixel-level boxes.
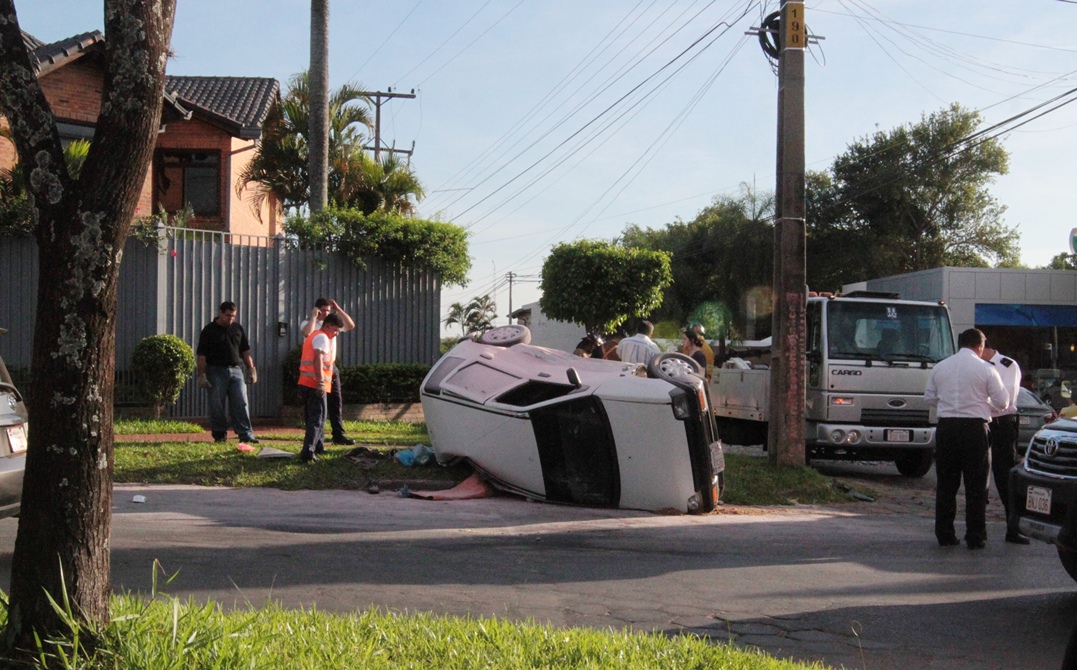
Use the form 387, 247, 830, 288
0, 0, 176, 658
309, 0, 330, 213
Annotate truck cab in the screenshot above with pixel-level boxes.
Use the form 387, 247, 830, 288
713, 292, 955, 476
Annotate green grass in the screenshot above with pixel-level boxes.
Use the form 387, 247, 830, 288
114, 418, 203, 435
114, 439, 468, 490
14, 593, 828, 670
262, 419, 431, 446
721, 453, 862, 506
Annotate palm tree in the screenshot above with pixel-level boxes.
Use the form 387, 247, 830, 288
308, 0, 329, 213
239, 71, 373, 213
465, 295, 497, 334
350, 153, 425, 216
445, 301, 468, 336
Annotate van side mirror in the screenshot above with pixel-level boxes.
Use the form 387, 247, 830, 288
567, 368, 582, 388
1062, 381, 1071, 400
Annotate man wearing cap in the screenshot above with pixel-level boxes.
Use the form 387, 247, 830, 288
980, 343, 1030, 544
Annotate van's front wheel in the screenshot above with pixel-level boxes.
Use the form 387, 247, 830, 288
894, 448, 934, 477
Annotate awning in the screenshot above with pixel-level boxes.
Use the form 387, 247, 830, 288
975, 304, 1077, 328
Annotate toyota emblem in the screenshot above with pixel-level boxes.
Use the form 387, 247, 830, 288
1045, 437, 1060, 457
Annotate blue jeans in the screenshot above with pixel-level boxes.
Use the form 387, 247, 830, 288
206, 365, 254, 440
301, 385, 327, 456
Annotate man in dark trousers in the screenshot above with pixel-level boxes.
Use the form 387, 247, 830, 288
300, 297, 356, 445
925, 328, 1009, 549
979, 343, 1030, 544
297, 312, 345, 462
196, 301, 259, 444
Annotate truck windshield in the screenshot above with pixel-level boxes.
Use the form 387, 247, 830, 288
826, 301, 954, 363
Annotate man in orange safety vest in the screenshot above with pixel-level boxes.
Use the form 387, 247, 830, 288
298, 312, 345, 462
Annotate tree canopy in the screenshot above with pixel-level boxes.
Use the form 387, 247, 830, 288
621, 188, 774, 339
540, 239, 671, 334
805, 103, 1020, 291
285, 208, 471, 287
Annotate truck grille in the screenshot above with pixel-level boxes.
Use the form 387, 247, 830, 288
1027, 433, 1077, 478
859, 409, 931, 427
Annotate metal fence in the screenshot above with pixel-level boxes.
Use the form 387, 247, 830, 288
0, 227, 441, 418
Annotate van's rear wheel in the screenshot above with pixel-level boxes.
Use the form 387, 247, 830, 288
1058, 547, 1077, 583
894, 448, 934, 478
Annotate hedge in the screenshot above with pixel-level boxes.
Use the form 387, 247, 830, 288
281, 345, 430, 405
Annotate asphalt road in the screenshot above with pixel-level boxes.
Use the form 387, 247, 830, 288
0, 473, 1074, 670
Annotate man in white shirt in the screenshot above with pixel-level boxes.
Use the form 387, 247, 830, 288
301, 297, 356, 446
617, 320, 661, 367
979, 344, 1029, 544
925, 328, 1009, 549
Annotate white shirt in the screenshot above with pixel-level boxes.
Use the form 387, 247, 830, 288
986, 351, 1021, 417
617, 333, 661, 366
924, 347, 1009, 420
301, 318, 336, 363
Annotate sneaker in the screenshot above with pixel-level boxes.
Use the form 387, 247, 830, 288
332, 436, 356, 446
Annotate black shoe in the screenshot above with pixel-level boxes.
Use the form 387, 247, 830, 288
240, 436, 260, 444
1006, 532, 1031, 545
967, 539, 986, 550
938, 536, 961, 547
299, 451, 318, 463
214, 436, 228, 443
333, 436, 356, 446
314, 445, 326, 454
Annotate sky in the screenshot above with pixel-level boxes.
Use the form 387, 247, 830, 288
15, 1, 1077, 333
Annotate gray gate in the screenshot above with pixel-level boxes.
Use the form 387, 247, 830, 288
0, 227, 441, 418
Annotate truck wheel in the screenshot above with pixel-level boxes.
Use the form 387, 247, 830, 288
1058, 547, 1077, 583
479, 325, 531, 347
894, 448, 934, 478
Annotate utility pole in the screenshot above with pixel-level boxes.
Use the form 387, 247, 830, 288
767, 0, 807, 467
359, 88, 417, 161
507, 271, 516, 323
308, 0, 330, 213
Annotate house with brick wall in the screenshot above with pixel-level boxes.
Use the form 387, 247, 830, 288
0, 31, 281, 237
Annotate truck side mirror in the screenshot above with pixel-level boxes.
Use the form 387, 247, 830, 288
1063, 381, 1071, 400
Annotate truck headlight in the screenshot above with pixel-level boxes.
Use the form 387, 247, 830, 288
830, 397, 854, 406
846, 430, 861, 443
831, 429, 845, 443
671, 392, 691, 420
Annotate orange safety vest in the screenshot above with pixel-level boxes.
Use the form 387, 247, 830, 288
298, 330, 334, 392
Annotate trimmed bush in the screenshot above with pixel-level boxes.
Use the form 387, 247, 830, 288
281, 344, 429, 405
132, 335, 196, 418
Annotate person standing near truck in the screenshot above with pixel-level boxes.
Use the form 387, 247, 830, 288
300, 297, 356, 446
979, 344, 1030, 544
925, 328, 1009, 550
617, 320, 661, 367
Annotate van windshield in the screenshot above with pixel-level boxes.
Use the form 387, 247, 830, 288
826, 301, 954, 363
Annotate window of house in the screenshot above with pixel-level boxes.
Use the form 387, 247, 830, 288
156, 150, 221, 217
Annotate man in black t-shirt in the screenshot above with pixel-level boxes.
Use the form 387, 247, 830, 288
196, 301, 259, 443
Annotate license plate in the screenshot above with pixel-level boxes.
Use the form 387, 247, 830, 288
886, 429, 911, 442
6, 425, 26, 454
710, 441, 725, 472
1026, 486, 1052, 514
1019, 416, 1030, 425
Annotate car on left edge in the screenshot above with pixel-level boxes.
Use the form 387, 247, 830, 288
0, 328, 27, 519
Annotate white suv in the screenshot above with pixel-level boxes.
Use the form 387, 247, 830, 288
421, 325, 724, 514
